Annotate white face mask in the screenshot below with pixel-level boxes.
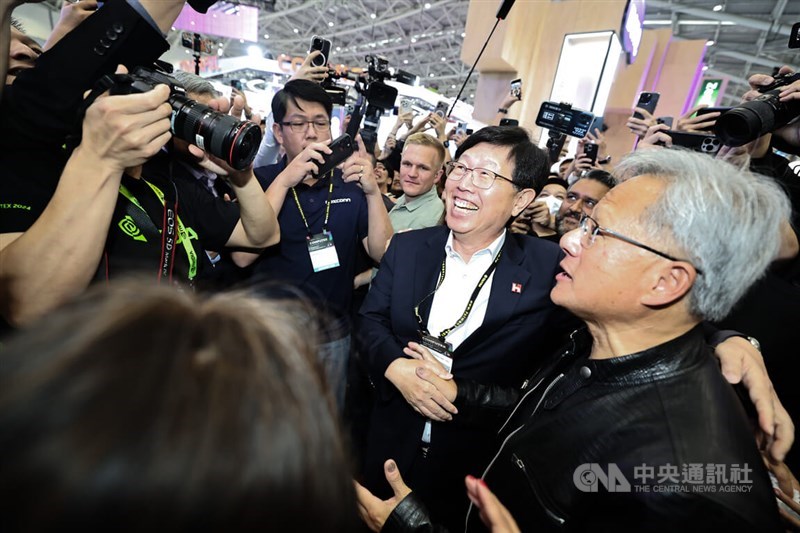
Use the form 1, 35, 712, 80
542, 195, 563, 215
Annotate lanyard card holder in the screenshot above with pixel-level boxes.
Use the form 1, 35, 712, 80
307, 231, 340, 272
420, 333, 453, 373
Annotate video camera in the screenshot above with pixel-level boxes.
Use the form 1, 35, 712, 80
714, 72, 800, 147
105, 65, 261, 170
535, 101, 595, 139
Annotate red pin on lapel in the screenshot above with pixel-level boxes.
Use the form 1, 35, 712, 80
511, 282, 522, 294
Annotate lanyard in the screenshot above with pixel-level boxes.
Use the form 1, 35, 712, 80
414, 249, 503, 342
291, 171, 334, 238
119, 181, 198, 282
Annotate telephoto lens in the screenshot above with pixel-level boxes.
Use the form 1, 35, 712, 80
170, 94, 262, 171
715, 75, 800, 147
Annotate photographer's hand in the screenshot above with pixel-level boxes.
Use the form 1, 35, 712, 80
342, 135, 378, 195
429, 113, 447, 141
290, 51, 329, 83
638, 123, 672, 150
278, 141, 332, 188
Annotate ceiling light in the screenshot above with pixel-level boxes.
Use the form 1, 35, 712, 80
403, 59, 409, 64
328, 21, 334, 27
293, 28, 299, 33
370, 13, 376, 19
450, 84, 456, 88
441, 56, 446, 61
424, 2, 431, 8
469, 93, 474, 98
712, 4, 723, 11
411, 37, 417, 43
429, 73, 435, 77
336, 46, 341, 51
706, 40, 715, 46
239, 38, 244, 43
460, 32, 466, 38
263, 34, 269, 39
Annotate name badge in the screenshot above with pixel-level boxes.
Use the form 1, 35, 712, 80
420, 333, 453, 373
308, 232, 340, 272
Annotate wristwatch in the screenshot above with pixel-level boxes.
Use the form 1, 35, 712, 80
497, 107, 508, 114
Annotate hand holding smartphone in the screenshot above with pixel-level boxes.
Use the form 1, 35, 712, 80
633, 92, 660, 119
510, 78, 522, 100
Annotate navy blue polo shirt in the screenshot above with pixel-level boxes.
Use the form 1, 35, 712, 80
253, 157, 369, 317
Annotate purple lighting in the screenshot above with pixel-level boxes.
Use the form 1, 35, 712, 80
173, 2, 259, 42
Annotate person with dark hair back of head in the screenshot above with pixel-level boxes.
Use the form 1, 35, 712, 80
240, 79, 393, 411
0, 281, 358, 532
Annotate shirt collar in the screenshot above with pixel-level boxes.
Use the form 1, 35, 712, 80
445, 230, 506, 262
395, 187, 440, 211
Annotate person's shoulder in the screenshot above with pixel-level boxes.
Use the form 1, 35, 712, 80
509, 231, 562, 258
391, 225, 448, 249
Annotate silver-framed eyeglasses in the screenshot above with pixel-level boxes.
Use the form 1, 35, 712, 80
279, 118, 331, 133
445, 161, 516, 190
580, 214, 703, 275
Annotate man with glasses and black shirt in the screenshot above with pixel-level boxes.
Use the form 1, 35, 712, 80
358, 126, 578, 531
245, 79, 392, 410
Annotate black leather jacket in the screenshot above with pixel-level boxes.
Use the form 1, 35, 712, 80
384, 325, 781, 533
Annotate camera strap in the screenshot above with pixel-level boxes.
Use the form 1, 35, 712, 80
118, 179, 197, 283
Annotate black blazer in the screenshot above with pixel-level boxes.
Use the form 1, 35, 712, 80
359, 226, 576, 495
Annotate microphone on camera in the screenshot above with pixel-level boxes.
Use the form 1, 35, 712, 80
496, 0, 516, 20
447, 0, 517, 118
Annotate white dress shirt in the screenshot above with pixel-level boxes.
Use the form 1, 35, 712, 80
421, 230, 506, 442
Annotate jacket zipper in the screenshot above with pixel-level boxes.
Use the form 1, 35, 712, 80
465, 373, 565, 531
512, 452, 565, 525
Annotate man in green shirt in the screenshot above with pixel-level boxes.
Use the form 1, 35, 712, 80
389, 133, 445, 232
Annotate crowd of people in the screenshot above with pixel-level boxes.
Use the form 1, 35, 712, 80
2, 0, 800, 530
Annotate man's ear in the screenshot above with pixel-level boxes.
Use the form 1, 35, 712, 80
433, 167, 444, 184
641, 262, 696, 308
511, 188, 536, 217
272, 122, 284, 147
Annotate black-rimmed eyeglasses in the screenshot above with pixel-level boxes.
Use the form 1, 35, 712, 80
445, 161, 516, 190
579, 214, 703, 275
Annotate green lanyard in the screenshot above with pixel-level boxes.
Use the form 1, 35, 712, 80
119, 181, 198, 280
414, 249, 503, 342
291, 171, 334, 238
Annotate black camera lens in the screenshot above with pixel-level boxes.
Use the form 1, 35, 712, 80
169, 95, 262, 170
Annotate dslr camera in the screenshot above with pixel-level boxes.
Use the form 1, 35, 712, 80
108, 66, 262, 171
535, 101, 595, 139
715, 72, 800, 147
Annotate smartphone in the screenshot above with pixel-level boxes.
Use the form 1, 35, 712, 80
309, 36, 331, 67
314, 134, 354, 177
346, 99, 365, 140
510, 78, 522, 99
466, 128, 474, 135
656, 116, 674, 129
230, 79, 243, 91
662, 130, 722, 155
433, 101, 449, 118
499, 118, 519, 127
633, 92, 660, 119
399, 98, 413, 115
588, 115, 604, 136
456, 122, 468, 136
582, 143, 599, 164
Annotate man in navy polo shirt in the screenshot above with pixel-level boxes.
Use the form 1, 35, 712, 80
242, 80, 392, 409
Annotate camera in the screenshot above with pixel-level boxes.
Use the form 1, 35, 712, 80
109, 66, 262, 170
714, 72, 800, 147
536, 101, 595, 138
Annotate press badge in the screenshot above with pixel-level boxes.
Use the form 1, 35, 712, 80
307, 232, 340, 272
420, 333, 454, 373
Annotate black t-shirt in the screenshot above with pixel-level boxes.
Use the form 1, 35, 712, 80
99, 162, 240, 284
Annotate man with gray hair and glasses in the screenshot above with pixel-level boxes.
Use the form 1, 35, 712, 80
358, 149, 792, 532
